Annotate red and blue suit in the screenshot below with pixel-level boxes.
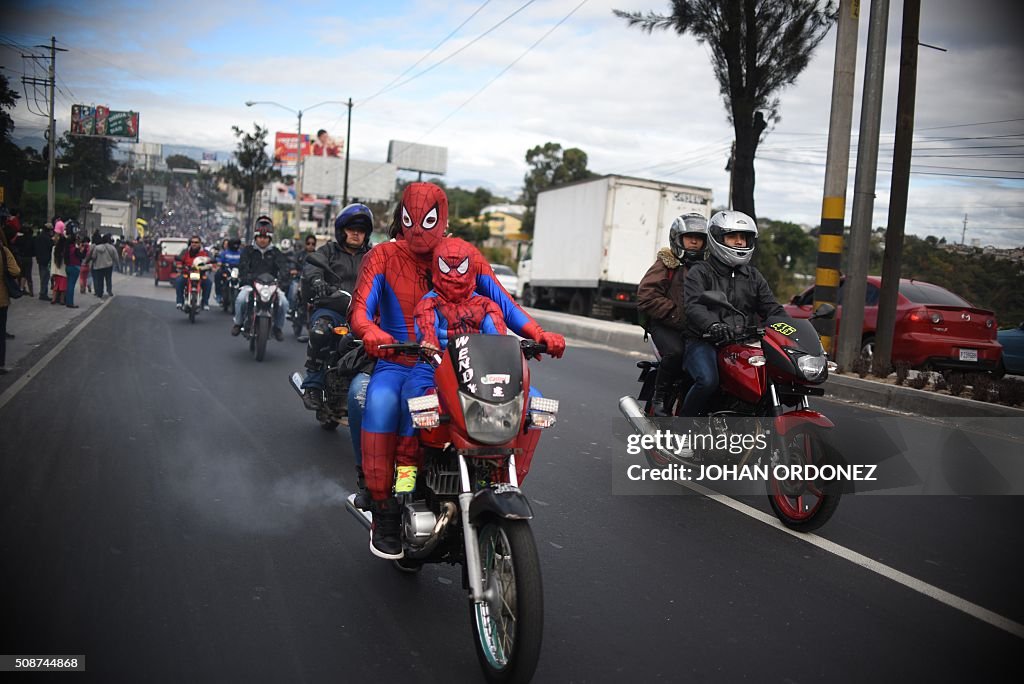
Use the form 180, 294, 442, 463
350, 184, 565, 502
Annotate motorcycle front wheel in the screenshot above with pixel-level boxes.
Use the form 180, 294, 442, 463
188, 292, 197, 323
254, 317, 270, 362
767, 425, 842, 532
470, 519, 543, 684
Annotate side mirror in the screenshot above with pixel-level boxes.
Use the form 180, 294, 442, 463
790, 295, 800, 305
811, 303, 836, 320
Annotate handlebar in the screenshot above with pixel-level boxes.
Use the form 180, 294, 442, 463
701, 325, 765, 345
378, 339, 550, 361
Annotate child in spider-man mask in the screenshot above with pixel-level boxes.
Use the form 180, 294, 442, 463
350, 183, 565, 560
394, 237, 546, 498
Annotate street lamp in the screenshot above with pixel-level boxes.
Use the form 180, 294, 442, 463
245, 99, 351, 236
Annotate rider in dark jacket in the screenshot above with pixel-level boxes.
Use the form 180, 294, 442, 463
231, 216, 290, 340
299, 203, 374, 409
681, 210, 785, 416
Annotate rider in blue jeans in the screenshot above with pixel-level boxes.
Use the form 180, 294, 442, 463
681, 210, 785, 416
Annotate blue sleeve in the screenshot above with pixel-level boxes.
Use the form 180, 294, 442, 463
475, 273, 532, 335
480, 312, 501, 335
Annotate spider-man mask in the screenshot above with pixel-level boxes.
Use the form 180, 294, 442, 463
433, 238, 477, 302
400, 182, 448, 256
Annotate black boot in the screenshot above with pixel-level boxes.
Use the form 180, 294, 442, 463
370, 498, 403, 559
353, 467, 371, 510
653, 385, 676, 417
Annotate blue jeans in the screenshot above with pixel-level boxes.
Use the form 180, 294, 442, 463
348, 372, 369, 467
680, 340, 719, 416
64, 265, 80, 306
233, 286, 287, 330
175, 274, 211, 306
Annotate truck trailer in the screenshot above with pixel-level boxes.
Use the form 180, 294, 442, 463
517, 175, 713, 320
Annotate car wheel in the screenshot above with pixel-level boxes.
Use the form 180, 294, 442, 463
860, 335, 875, 363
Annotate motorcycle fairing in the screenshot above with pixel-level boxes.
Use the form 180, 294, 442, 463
447, 334, 524, 404
468, 485, 534, 523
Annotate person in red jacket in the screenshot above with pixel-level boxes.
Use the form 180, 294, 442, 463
349, 182, 565, 559
174, 235, 213, 309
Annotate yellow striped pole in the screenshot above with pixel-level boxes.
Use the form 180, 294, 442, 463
813, 0, 860, 355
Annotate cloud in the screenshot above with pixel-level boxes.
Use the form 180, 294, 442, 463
3, 0, 1021, 246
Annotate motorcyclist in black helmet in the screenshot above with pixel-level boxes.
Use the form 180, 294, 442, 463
636, 213, 708, 416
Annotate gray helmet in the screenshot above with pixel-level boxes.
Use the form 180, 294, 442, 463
669, 213, 708, 262
707, 210, 758, 268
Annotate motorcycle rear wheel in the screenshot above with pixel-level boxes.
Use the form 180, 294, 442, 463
767, 425, 842, 532
254, 317, 270, 362
470, 519, 543, 684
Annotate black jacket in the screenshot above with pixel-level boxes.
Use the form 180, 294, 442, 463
301, 241, 369, 312
683, 258, 785, 339
239, 245, 289, 284
34, 229, 53, 263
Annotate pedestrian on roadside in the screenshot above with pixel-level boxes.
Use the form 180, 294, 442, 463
50, 222, 68, 306
78, 235, 92, 294
0, 228, 23, 374
34, 222, 53, 301
88, 234, 119, 298
63, 220, 85, 309
14, 222, 35, 298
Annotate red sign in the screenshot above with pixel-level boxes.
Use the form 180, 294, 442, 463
274, 132, 311, 165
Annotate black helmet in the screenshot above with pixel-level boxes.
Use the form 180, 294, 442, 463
64, 218, 80, 236
669, 213, 708, 262
253, 215, 274, 239
334, 203, 374, 245
228, 238, 241, 250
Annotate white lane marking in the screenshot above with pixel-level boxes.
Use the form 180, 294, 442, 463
679, 479, 1024, 639
0, 298, 112, 411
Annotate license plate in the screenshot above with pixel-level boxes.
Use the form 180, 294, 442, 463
959, 349, 978, 362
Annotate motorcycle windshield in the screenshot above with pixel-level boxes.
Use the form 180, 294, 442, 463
764, 316, 824, 355
447, 334, 524, 404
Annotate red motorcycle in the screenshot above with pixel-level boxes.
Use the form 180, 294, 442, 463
346, 334, 558, 683
619, 291, 843, 531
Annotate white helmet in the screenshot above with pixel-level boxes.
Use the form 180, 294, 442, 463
279, 238, 292, 251
707, 210, 758, 268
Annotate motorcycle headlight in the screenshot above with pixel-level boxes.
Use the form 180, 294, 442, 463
256, 283, 275, 301
188, 271, 201, 281
230, 267, 239, 278
797, 354, 828, 383
458, 391, 523, 445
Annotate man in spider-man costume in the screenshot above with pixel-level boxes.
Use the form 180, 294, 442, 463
350, 183, 565, 560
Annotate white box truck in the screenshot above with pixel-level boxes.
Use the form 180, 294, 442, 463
87, 198, 138, 240
517, 175, 713, 320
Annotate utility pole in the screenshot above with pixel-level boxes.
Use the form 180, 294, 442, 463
961, 213, 968, 245
295, 110, 304, 234
836, 0, 890, 371
812, 0, 860, 356
343, 97, 353, 205
23, 37, 67, 221
873, 0, 921, 376
725, 141, 735, 211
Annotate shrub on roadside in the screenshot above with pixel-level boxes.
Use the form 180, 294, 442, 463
908, 373, 928, 390
946, 372, 965, 396
894, 362, 911, 386
996, 378, 1024, 406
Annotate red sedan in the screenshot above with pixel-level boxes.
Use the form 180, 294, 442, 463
785, 276, 1002, 371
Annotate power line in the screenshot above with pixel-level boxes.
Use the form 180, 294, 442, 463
916, 117, 1024, 131
356, 0, 496, 110
361, 0, 538, 104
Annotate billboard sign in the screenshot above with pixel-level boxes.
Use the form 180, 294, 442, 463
273, 132, 311, 165
71, 105, 140, 141
303, 156, 396, 202
387, 140, 447, 175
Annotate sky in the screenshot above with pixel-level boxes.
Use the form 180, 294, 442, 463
2, 0, 1023, 247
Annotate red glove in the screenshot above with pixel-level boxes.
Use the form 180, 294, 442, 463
362, 326, 397, 360
521, 321, 566, 359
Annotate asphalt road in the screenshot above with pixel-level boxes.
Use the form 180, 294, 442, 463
1, 291, 1021, 682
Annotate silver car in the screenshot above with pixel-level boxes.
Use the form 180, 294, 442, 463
490, 263, 519, 298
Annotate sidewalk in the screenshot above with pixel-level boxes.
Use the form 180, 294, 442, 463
3, 271, 138, 374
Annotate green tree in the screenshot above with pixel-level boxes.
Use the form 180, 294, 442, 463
521, 142, 595, 234
57, 131, 118, 200
614, 0, 835, 221
165, 154, 200, 171
219, 123, 280, 240
0, 73, 17, 143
